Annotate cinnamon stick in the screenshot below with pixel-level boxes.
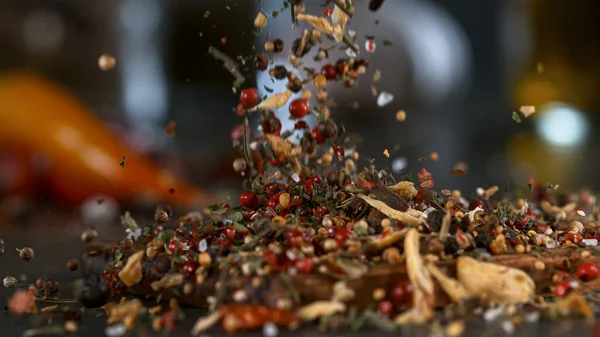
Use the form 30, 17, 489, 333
87, 243, 600, 310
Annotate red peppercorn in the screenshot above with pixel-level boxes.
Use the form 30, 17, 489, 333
303, 175, 320, 197
323, 7, 333, 16
334, 228, 352, 247
167, 240, 185, 255
182, 260, 198, 278
153, 225, 164, 236
516, 215, 529, 228
290, 196, 303, 207
267, 193, 280, 209
325, 227, 336, 238
286, 229, 309, 248
564, 233, 583, 244
305, 175, 322, 185
224, 226, 237, 240
468, 200, 483, 210
235, 103, 246, 117
391, 280, 413, 305
239, 191, 258, 208
262, 182, 281, 196
240, 88, 260, 108
376, 301, 394, 317
577, 262, 599, 282
313, 206, 330, 222
294, 120, 309, 130
321, 64, 337, 80
332, 144, 345, 162
361, 181, 375, 190
220, 37, 227, 45
255, 53, 269, 71
288, 99, 310, 119
295, 258, 315, 274
554, 281, 571, 297
311, 127, 325, 144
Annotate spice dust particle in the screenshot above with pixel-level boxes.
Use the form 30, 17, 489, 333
383, 149, 390, 158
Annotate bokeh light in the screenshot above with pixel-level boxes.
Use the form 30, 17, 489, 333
536, 102, 588, 147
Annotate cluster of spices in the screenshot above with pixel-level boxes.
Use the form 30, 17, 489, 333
4, 0, 600, 336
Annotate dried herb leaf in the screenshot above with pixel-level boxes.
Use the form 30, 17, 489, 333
512, 111, 522, 123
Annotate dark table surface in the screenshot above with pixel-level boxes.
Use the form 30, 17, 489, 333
0, 208, 597, 337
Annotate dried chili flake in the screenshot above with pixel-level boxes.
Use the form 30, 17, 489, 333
332, 144, 345, 162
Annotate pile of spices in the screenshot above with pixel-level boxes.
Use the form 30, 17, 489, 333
4, 1, 600, 336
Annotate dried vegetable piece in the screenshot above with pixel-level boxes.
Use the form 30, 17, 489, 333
456, 256, 535, 304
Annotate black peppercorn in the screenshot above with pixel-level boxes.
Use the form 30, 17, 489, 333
66, 258, 79, 271
426, 210, 445, 233
313, 183, 334, 205
255, 53, 269, 71
368, 0, 385, 11
271, 65, 288, 80
300, 131, 317, 154
352, 59, 369, 70
155, 254, 172, 273
286, 77, 303, 93
36, 277, 45, 289
42, 278, 59, 296
474, 230, 493, 251
78, 275, 111, 309
273, 39, 284, 53
317, 119, 338, 139
295, 205, 312, 217
291, 38, 312, 57
444, 237, 460, 255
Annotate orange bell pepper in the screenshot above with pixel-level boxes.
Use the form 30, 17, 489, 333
0, 71, 213, 208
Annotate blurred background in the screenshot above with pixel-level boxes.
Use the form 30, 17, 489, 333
1, 0, 600, 223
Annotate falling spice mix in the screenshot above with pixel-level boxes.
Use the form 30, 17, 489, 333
6, 1, 600, 336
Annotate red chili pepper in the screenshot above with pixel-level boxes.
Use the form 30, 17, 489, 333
0, 73, 213, 208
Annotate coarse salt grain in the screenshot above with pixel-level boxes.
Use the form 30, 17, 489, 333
483, 306, 504, 322
263, 322, 279, 337
105, 323, 126, 337
376, 91, 394, 107
582, 239, 598, 246
545, 239, 557, 249
345, 48, 358, 58
577, 210, 586, 216
199, 239, 208, 252
501, 320, 515, 334
524, 311, 540, 323
291, 173, 300, 182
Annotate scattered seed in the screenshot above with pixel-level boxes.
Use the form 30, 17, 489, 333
98, 54, 116, 71
395, 110, 406, 122
3, 276, 18, 288
16, 247, 34, 262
